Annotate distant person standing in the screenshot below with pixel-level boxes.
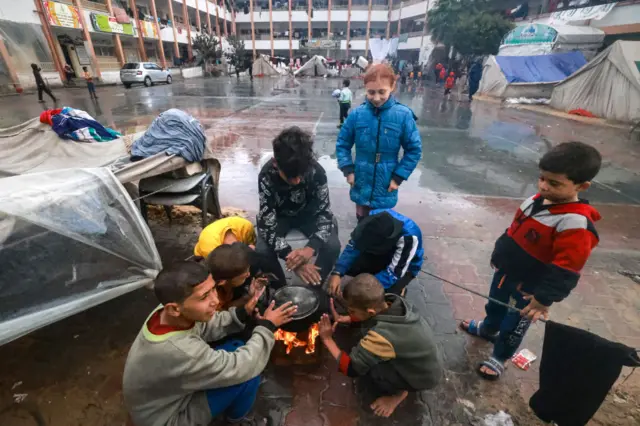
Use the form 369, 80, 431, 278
434, 63, 443, 84
444, 72, 455, 99
337, 79, 353, 128
468, 61, 483, 102
439, 66, 447, 86
245, 56, 253, 81
31, 63, 57, 103
82, 66, 98, 100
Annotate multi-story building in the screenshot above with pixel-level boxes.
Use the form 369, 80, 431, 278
0, 0, 436, 93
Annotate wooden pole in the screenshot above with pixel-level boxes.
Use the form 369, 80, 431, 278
250, 0, 256, 59
33, 0, 66, 82
195, 0, 202, 32
149, 0, 166, 68
130, 0, 147, 60
167, 0, 180, 59
73, 0, 101, 78
105, 0, 125, 66
365, 0, 372, 56
0, 39, 22, 92
205, 0, 212, 34
288, 0, 292, 60
346, 0, 351, 59
183, 0, 193, 60
327, 0, 331, 39
232, 0, 237, 35
215, 0, 221, 37
307, 0, 311, 40
222, 0, 228, 36
386, 0, 393, 39
269, 0, 274, 56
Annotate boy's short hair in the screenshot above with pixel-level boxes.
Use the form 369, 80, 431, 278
82, 66, 87, 71
206, 243, 250, 281
342, 79, 350, 87
364, 63, 397, 86
343, 274, 386, 310
272, 126, 314, 178
154, 261, 210, 305
539, 142, 602, 183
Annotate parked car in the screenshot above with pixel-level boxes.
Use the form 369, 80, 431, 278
120, 62, 172, 88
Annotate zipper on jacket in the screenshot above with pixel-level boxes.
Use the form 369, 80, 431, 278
369, 111, 383, 203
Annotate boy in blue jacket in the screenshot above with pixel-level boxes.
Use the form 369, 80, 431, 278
327, 209, 423, 297
336, 63, 422, 221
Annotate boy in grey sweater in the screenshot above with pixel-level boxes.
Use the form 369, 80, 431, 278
123, 261, 297, 426
319, 273, 442, 418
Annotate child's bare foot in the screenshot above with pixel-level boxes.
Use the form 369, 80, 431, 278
370, 391, 408, 417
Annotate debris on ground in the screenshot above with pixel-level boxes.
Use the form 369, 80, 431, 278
147, 205, 248, 226
618, 270, 640, 284
511, 349, 537, 370
483, 411, 514, 426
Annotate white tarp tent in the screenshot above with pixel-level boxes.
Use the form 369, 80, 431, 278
0, 168, 161, 345
551, 41, 640, 123
252, 55, 282, 77
294, 55, 328, 77
499, 23, 605, 60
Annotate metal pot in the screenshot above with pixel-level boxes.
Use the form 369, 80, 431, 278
263, 285, 329, 333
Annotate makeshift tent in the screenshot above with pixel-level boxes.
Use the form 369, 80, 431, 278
551, 41, 640, 123
478, 51, 587, 99
294, 55, 328, 77
0, 168, 161, 345
500, 23, 605, 60
252, 55, 281, 77
369, 37, 391, 62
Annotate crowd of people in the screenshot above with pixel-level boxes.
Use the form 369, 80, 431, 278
121, 63, 604, 426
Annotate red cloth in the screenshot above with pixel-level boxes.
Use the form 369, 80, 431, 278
435, 63, 443, 70
445, 76, 455, 89
439, 69, 446, 79
146, 309, 194, 335
39, 108, 63, 126
568, 109, 596, 118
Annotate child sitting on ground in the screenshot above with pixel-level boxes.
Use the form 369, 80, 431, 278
336, 63, 422, 221
122, 261, 297, 426
319, 274, 441, 418
327, 209, 423, 297
460, 141, 603, 380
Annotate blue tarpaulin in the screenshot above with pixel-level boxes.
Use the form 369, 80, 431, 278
495, 51, 587, 83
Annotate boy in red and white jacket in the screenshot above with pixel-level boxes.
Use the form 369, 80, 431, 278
461, 142, 602, 380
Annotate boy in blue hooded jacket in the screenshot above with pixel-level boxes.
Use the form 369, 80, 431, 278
336, 63, 422, 220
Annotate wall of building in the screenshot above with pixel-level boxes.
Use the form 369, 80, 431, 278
0, 1, 42, 24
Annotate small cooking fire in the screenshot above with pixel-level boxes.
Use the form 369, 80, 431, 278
274, 323, 320, 354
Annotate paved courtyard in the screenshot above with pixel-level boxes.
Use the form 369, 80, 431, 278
0, 76, 639, 426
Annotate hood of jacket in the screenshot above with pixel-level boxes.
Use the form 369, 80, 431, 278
351, 211, 404, 255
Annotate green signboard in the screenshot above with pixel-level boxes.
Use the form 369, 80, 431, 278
503, 24, 558, 46
91, 13, 134, 35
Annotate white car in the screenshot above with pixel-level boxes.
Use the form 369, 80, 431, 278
120, 62, 172, 88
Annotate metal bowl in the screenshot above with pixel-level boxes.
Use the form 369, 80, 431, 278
272, 285, 320, 321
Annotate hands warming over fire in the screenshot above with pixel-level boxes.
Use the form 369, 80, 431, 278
256, 300, 298, 327
330, 298, 351, 325
244, 277, 268, 315
318, 314, 337, 340
285, 247, 315, 271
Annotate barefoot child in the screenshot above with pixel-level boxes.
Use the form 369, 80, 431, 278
122, 261, 297, 426
460, 142, 602, 380
336, 63, 422, 221
319, 274, 441, 417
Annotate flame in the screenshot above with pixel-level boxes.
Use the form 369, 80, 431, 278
274, 323, 320, 355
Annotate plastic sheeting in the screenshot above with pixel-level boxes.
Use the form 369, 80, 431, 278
550, 41, 640, 123
479, 52, 585, 99
0, 168, 161, 345
369, 38, 390, 62
496, 51, 586, 83
252, 55, 281, 77
294, 56, 328, 77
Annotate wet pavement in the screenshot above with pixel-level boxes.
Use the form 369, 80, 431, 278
0, 77, 639, 426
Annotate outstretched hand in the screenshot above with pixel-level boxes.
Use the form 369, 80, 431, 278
244, 284, 265, 316
330, 298, 351, 325
520, 295, 549, 323
296, 263, 322, 285
256, 300, 298, 327
319, 314, 337, 340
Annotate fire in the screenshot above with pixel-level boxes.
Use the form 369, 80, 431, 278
274, 323, 320, 354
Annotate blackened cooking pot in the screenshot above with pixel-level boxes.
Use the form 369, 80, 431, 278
259, 285, 329, 333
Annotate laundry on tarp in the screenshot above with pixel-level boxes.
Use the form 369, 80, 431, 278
479, 51, 586, 99
550, 40, 640, 123
529, 320, 640, 426
131, 108, 206, 163
40, 106, 121, 142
